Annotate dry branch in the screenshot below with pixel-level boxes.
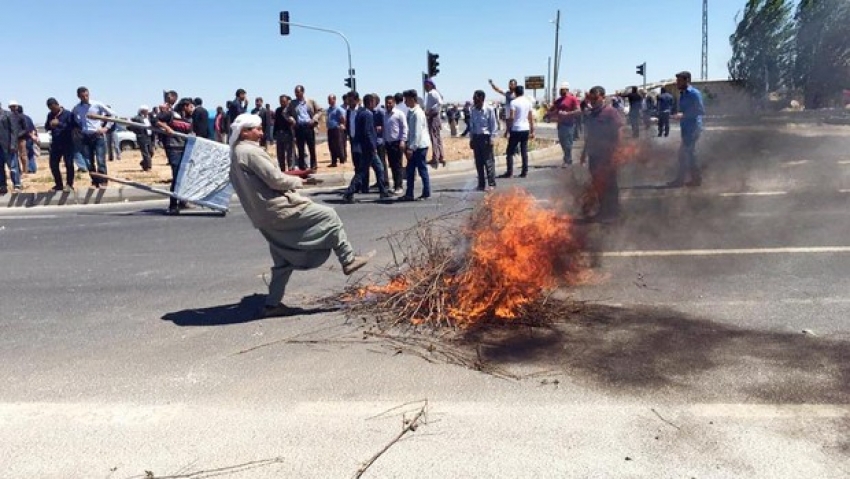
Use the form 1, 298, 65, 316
353, 401, 428, 478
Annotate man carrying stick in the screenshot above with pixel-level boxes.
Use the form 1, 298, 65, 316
71, 87, 114, 189
229, 113, 370, 318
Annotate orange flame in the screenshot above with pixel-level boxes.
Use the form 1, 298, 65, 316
352, 188, 587, 329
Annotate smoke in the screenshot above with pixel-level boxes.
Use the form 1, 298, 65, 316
559, 121, 850, 252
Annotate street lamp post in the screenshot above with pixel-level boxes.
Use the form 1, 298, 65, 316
279, 18, 355, 89
551, 9, 560, 102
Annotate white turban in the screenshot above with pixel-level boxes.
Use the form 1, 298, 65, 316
229, 113, 262, 148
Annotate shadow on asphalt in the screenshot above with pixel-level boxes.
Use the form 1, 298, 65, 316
465, 303, 850, 403
161, 294, 339, 326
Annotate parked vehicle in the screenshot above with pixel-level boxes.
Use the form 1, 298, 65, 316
35, 125, 138, 153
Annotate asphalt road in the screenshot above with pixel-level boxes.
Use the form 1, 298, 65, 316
1, 125, 849, 478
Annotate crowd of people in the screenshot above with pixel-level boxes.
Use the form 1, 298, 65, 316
1, 71, 704, 223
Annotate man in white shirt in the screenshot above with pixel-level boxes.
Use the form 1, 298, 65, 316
423, 79, 445, 168
499, 85, 534, 178
400, 89, 431, 201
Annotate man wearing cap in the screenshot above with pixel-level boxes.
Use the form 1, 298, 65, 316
130, 105, 154, 171
423, 78, 445, 168
668, 71, 705, 187
548, 82, 582, 166
70, 87, 115, 188
0, 102, 25, 193
228, 113, 370, 318
45, 98, 75, 191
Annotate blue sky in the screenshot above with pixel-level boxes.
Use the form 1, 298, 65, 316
5, 0, 748, 121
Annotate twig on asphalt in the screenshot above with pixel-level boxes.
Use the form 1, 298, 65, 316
353, 401, 428, 479
650, 407, 682, 430
365, 398, 429, 421
128, 457, 284, 479
233, 324, 359, 355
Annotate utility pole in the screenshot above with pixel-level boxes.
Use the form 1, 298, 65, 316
701, 0, 709, 80
278, 13, 355, 91
551, 9, 560, 102
547, 56, 551, 104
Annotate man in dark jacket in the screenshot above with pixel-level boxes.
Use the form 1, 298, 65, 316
342, 94, 391, 203
156, 97, 193, 215
227, 89, 248, 124
0, 103, 24, 193
45, 97, 75, 190
7, 101, 29, 176
192, 97, 211, 139
130, 105, 154, 171
273, 95, 295, 170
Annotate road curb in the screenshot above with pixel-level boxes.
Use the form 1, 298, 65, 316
1, 144, 561, 209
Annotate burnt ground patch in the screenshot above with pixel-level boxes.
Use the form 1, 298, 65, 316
461, 302, 849, 403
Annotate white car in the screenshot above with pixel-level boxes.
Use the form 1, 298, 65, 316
36, 125, 138, 152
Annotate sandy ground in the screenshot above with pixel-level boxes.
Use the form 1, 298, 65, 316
16, 135, 551, 193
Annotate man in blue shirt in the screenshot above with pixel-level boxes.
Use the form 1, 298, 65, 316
656, 87, 674, 137
325, 94, 346, 167
71, 86, 115, 188
668, 71, 705, 187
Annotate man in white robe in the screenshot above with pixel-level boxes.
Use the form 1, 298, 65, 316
229, 114, 369, 317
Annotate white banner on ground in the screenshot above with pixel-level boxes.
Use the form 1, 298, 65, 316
173, 137, 233, 211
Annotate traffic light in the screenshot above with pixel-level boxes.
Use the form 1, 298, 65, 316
279, 11, 290, 35
344, 77, 356, 91
427, 51, 440, 77
636, 62, 645, 77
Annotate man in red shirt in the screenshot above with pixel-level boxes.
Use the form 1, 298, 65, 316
580, 86, 624, 223
548, 82, 581, 166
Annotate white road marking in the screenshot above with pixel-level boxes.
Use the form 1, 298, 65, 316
598, 297, 850, 308
598, 246, 850, 257
719, 191, 787, 197
781, 160, 809, 167
839, 189, 850, 193
0, 215, 59, 220
837, 160, 850, 165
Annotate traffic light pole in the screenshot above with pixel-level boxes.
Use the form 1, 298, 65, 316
279, 20, 355, 89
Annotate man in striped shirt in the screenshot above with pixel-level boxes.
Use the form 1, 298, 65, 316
468, 90, 498, 191
383, 95, 408, 194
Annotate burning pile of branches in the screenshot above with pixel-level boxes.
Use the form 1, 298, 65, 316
344, 188, 591, 330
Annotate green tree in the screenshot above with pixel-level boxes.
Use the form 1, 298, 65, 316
794, 0, 850, 108
728, 0, 795, 101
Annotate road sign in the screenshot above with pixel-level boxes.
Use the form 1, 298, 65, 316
525, 75, 545, 90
